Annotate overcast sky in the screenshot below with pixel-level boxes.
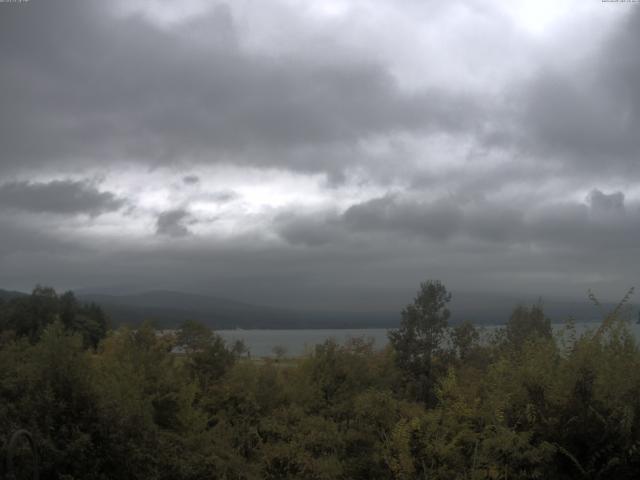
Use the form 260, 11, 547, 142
0, 0, 639, 311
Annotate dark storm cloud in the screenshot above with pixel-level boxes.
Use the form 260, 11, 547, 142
0, 0, 483, 177
274, 190, 638, 255
156, 209, 192, 237
343, 195, 464, 240
0, 180, 125, 216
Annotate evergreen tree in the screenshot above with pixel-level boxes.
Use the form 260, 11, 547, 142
388, 280, 451, 405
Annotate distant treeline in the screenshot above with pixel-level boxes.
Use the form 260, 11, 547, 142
0, 282, 639, 479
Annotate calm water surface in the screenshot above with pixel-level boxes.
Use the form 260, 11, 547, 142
217, 322, 640, 357
217, 328, 390, 357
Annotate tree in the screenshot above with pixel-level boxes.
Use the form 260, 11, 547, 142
75, 301, 109, 349
176, 319, 214, 354
388, 280, 451, 405
505, 304, 552, 351
8, 286, 60, 342
0, 287, 108, 348
451, 320, 479, 361
231, 339, 249, 358
61, 291, 109, 349
177, 320, 236, 389
59, 290, 79, 329
190, 336, 236, 388
272, 345, 287, 362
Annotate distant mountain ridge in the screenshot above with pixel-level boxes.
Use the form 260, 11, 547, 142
0, 289, 27, 301
2, 287, 396, 329
0, 288, 633, 329
76, 290, 397, 329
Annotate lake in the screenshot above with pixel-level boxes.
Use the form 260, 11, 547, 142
217, 328, 390, 357
216, 321, 640, 357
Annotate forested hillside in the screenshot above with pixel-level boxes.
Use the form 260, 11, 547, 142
1, 282, 640, 479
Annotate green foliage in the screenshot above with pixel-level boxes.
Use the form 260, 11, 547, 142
0, 286, 108, 347
176, 319, 215, 353
0, 322, 103, 479
505, 303, 552, 351
1, 282, 640, 479
388, 279, 452, 404
177, 320, 238, 390
452, 320, 480, 361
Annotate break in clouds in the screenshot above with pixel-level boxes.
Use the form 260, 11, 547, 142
0, 0, 639, 310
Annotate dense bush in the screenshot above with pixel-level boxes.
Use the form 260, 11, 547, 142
1, 284, 639, 479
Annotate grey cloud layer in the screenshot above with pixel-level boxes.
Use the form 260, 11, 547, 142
3, 1, 636, 184
589, 189, 625, 213
1, 202, 636, 310
0, 0, 483, 177
276, 190, 637, 253
0, 180, 125, 216
156, 209, 192, 237
2, 1, 637, 183
507, 10, 640, 179
0, 0, 638, 309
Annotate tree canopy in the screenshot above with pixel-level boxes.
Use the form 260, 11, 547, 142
388, 280, 452, 404
1, 282, 640, 479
